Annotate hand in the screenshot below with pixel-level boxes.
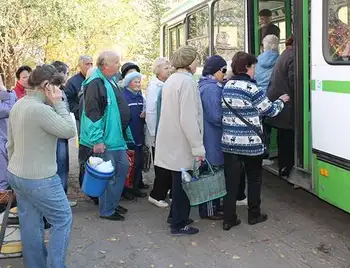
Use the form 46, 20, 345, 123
279, 94, 290, 103
140, 111, 146, 118
195, 156, 205, 168
93, 143, 105, 154
45, 84, 63, 104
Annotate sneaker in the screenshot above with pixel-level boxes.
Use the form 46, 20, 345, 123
167, 218, 194, 225
148, 196, 169, 208
171, 225, 199, 236
100, 212, 125, 221
262, 159, 274, 166
237, 198, 247, 206
69, 201, 77, 207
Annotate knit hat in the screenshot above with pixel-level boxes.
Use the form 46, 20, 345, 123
202, 55, 227, 76
171, 46, 198, 69
122, 72, 142, 88
121, 62, 140, 78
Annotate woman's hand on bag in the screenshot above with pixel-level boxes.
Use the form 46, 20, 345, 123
45, 84, 63, 104
140, 111, 146, 118
93, 143, 105, 154
195, 156, 205, 167
279, 94, 290, 103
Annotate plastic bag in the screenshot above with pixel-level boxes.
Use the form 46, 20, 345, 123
125, 150, 135, 188
88, 157, 104, 168
95, 160, 114, 173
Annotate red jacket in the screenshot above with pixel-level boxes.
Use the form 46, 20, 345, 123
13, 82, 26, 99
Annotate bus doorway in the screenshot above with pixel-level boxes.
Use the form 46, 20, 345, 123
256, 0, 312, 190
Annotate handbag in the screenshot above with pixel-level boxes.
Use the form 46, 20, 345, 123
223, 98, 265, 146
182, 160, 226, 206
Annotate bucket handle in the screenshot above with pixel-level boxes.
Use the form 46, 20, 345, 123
193, 159, 214, 177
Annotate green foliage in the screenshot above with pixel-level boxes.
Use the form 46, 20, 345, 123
0, 0, 175, 86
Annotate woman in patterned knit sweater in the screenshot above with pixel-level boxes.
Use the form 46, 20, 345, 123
221, 52, 289, 231
7, 65, 76, 267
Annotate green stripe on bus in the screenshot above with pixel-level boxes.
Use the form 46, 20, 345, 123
311, 80, 350, 93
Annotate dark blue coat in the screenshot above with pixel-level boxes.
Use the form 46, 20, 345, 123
122, 88, 145, 146
65, 72, 85, 120
198, 76, 224, 166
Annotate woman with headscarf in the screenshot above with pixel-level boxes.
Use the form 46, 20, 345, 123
155, 46, 205, 235
146, 57, 173, 208
265, 35, 295, 177
7, 65, 76, 267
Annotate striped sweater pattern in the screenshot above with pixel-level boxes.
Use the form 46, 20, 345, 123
221, 75, 284, 156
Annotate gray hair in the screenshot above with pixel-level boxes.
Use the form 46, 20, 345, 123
78, 55, 93, 63
262, 35, 279, 51
96, 51, 120, 69
153, 57, 170, 75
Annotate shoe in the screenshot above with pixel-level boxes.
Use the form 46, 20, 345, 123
133, 190, 147, 198
223, 218, 241, 231
262, 159, 274, 166
123, 191, 135, 201
279, 167, 291, 178
171, 225, 199, 236
116, 205, 128, 214
139, 184, 150, 190
69, 201, 77, 207
167, 218, 194, 225
100, 212, 125, 221
148, 196, 169, 208
237, 198, 247, 206
200, 214, 224, 221
248, 213, 268, 225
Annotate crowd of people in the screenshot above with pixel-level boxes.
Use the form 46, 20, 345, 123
0, 29, 294, 266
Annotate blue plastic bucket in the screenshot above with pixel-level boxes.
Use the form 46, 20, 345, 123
82, 162, 115, 197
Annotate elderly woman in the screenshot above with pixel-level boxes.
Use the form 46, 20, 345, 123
155, 46, 205, 235
221, 52, 289, 231
0, 75, 17, 190
146, 57, 172, 208
7, 65, 76, 267
255, 34, 280, 93
265, 35, 295, 177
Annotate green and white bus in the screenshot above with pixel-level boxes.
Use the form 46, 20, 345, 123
160, 0, 350, 214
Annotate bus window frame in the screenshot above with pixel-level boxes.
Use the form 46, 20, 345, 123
162, 25, 169, 58
322, 0, 350, 65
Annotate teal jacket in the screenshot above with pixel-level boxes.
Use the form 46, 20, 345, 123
79, 68, 133, 150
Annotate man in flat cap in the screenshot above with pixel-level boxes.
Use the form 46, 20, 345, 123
258, 9, 280, 48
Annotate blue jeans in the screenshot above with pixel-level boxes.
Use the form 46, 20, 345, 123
99, 150, 128, 216
56, 139, 69, 193
8, 172, 72, 268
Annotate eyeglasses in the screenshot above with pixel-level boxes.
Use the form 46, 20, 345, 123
221, 68, 227, 74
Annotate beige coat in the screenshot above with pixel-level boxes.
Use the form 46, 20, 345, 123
155, 71, 205, 171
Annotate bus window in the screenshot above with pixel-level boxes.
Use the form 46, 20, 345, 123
213, 0, 245, 61
324, 0, 350, 62
164, 27, 169, 58
170, 29, 177, 56
188, 8, 210, 66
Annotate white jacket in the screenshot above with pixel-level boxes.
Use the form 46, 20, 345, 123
145, 78, 164, 146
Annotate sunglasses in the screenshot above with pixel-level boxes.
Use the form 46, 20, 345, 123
221, 67, 227, 74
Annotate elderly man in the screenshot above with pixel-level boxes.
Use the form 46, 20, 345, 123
65, 55, 93, 121
258, 9, 280, 47
79, 51, 132, 221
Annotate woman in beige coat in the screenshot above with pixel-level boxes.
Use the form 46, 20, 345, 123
155, 46, 205, 236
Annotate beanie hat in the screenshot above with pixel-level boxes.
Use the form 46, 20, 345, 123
202, 55, 227, 76
123, 72, 142, 88
121, 62, 140, 78
171, 46, 198, 69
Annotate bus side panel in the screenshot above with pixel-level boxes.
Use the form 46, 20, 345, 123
314, 159, 350, 214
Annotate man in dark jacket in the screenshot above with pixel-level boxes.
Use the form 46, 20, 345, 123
265, 35, 294, 177
258, 9, 280, 47
65, 55, 93, 121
